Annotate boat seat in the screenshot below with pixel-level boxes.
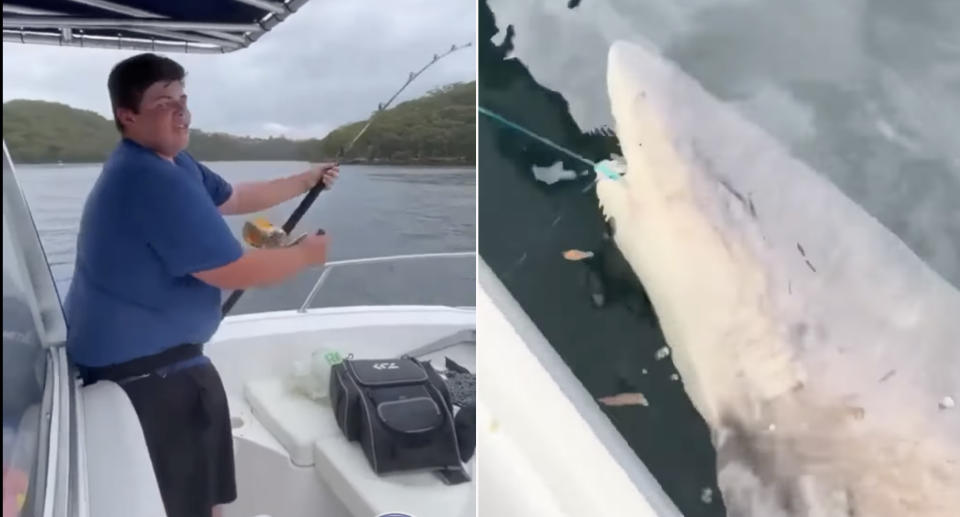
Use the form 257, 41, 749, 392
313, 435, 476, 517
82, 381, 167, 517
243, 377, 341, 467
245, 376, 475, 517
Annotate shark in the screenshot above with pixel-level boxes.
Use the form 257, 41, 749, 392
594, 40, 960, 516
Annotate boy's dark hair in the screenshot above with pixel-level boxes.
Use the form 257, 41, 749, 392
107, 53, 186, 132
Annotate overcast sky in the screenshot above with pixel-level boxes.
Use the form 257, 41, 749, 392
2, 0, 475, 140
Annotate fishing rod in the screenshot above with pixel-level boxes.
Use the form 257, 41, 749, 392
221, 41, 473, 317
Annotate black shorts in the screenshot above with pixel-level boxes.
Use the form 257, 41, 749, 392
78, 344, 237, 517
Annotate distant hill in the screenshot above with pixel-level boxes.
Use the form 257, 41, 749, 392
299, 82, 475, 165
2, 81, 475, 165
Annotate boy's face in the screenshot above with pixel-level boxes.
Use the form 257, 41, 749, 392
118, 80, 190, 159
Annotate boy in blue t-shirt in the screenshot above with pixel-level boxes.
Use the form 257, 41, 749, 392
64, 53, 337, 517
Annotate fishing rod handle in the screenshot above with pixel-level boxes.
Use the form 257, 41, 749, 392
282, 181, 326, 234
221, 288, 244, 317
221, 226, 326, 318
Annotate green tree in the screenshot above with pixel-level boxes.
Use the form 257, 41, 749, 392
3, 81, 475, 166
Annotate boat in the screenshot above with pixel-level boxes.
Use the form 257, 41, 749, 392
2, 2, 476, 517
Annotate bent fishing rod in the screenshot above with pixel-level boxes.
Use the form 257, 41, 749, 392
221, 41, 473, 317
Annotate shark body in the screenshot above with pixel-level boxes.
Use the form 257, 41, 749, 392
596, 40, 960, 516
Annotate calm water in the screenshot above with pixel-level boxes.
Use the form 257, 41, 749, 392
15, 161, 476, 315
479, 0, 959, 515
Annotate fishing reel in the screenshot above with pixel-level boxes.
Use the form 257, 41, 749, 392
241, 217, 309, 249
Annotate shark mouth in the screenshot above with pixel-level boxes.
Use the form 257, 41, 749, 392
596, 40, 960, 517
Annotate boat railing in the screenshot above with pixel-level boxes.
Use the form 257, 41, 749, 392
297, 251, 475, 312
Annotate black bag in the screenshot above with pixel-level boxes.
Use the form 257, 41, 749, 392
330, 357, 470, 483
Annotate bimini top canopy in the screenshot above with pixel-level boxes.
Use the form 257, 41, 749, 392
2, 0, 311, 53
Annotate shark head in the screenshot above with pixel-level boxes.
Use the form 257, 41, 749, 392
597, 40, 960, 516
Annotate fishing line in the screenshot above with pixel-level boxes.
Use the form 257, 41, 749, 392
477, 106, 620, 181
478, 105, 622, 279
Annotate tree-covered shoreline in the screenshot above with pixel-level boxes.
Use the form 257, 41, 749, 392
3, 81, 475, 166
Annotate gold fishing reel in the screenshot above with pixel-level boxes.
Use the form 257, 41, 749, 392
242, 217, 307, 249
